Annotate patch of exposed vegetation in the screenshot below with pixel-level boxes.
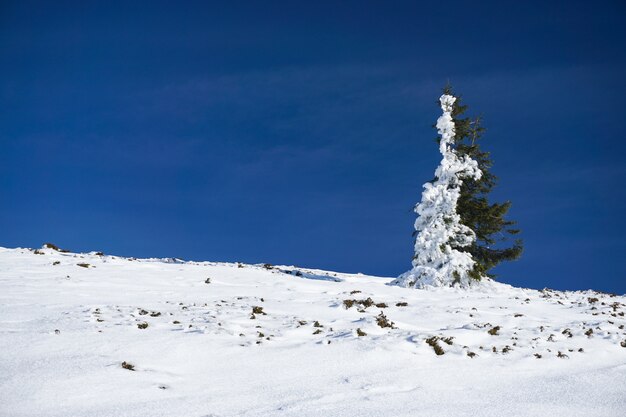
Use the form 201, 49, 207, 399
375, 302, 388, 308
121, 361, 135, 371
395, 302, 408, 307
425, 336, 445, 355
356, 328, 367, 337
77, 263, 91, 268
52, 261, 60, 265
350, 290, 361, 295
342, 297, 375, 310
375, 312, 395, 329
44, 243, 70, 252
487, 326, 500, 336
313, 321, 323, 328
252, 306, 266, 315
204, 277, 211, 284
137, 322, 149, 329
585, 328, 593, 337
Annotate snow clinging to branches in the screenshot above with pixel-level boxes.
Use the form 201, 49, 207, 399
393, 94, 482, 288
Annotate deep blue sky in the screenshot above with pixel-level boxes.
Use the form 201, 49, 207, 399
1, 1, 625, 293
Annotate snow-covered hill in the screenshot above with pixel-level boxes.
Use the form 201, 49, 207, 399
1, 246, 625, 417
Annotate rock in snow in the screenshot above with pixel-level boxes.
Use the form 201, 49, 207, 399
0, 246, 625, 417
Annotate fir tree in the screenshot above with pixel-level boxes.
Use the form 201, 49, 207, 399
393, 94, 482, 288
442, 85, 523, 279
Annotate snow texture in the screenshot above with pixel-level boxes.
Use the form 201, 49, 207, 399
393, 94, 482, 289
1, 246, 625, 417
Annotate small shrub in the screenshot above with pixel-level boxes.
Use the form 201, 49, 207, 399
172, 320, 180, 324
44, 243, 69, 252
350, 290, 361, 295
204, 278, 211, 284
263, 263, 273, 270
585, 328, 593, 337
467, 351, 476, 358
138, 309, 149, 315
121, 361, 135, 371
356, 328, 367, 337
252, 306, 266, 315
77, 263, 91, 268
313, 321, 323, 328
343, 297, 375, 310
33, 249, 44, 255
137, 322, 149, 329
375, 302, 388, 308
620, 340, 626, 348
395, 302, 408, 307
513, 313, 524, 317
557, 351, 569, 359
562, 328, 573, 338
587, 297, 599, 304
425, 336, 444, 355
94, 251, 104, 256
53, 261, 60, 265
258, 332, 265, 338
313, 329, 322, 335
534, 353, 542, 359
375, 312, 395, 329
149, 311, 161, 317
441, 336, 454, 345
487, 326, 500, 336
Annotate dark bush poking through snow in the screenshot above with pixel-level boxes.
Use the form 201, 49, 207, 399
488, 326, 501, 336
425, 336, 445, 355
375, 312, 395, 329
121, 361, 135, 371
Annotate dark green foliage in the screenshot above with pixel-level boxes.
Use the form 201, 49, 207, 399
137, 322, 148, 329
252, 306, 266, 315
375, 312, 395, 329
342, 297, 375, 310
44, 243, 70, 252
487, 326, 500, 335
429, 85, 523, 279
425, 336, 445, 355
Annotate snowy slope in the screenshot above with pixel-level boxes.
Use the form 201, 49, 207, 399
1, 246, 625, 417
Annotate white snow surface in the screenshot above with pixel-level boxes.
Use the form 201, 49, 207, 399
394, 94, 482, 289
1, 246, 625, 417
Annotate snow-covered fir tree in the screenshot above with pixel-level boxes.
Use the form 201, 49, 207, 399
393, 94, 482, 288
